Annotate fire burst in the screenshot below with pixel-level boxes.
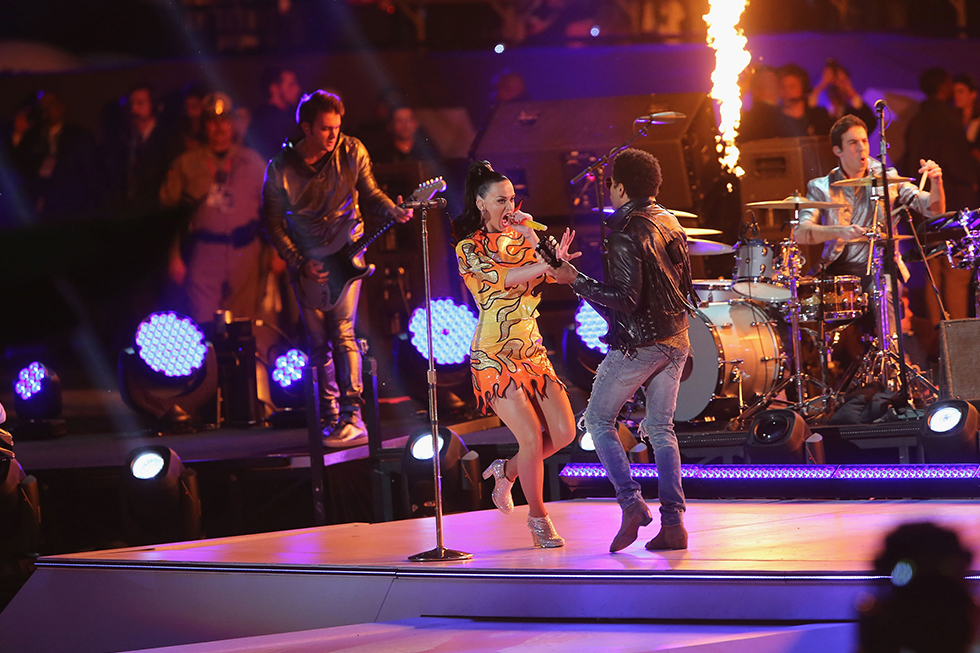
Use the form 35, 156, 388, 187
704, 0, 751, 176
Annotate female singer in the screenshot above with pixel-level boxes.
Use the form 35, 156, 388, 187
453, 160, 579, 548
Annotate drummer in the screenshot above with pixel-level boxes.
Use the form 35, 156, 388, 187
795, 114, 945, 279
795, 114, 945, 365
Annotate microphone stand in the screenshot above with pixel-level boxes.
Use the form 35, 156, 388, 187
409, 204, 472, 563
874, 106, 913, 407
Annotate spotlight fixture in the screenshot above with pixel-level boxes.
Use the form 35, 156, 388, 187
570, 410, 637, 462
561, 301, 609, 391
746, 409, 813, 464
265, 347, 309, 428
407, 298, 477, 365
401, 427, 476, 516
574, 300, 609, 355
11, 361, 67, 439
920, 400, 980, 463
0, 453, 41, 556
121, 445, 202, 545
394, 298, 477, 415
118, 312, 218, 432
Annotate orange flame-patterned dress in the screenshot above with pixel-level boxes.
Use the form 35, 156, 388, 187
455, 228, 565, 414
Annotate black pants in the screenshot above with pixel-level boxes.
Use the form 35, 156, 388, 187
296, 278, 364, 417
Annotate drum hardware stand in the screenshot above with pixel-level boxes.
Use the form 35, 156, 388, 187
870, 109, 914, 406
730, 213, 836, 428
409, 203, 472, 563
843, 236, 939, 404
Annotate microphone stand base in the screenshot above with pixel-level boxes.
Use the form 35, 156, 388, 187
409, 546, 474, 562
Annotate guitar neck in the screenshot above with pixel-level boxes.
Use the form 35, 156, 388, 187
348, 216, 397, 259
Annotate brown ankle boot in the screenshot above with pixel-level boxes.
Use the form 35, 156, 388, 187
644, 523, 688, 551
609, 500, 653, 552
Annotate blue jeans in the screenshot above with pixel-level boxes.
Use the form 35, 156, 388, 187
584, 341, 689, 526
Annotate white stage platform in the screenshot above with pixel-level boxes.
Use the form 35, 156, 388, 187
3, 498, 979, 653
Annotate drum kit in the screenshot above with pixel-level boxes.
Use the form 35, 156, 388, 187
674, 185, 938, 426
920, 207, 980, 316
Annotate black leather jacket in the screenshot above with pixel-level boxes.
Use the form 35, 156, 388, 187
262, 134, 398, 271
571, 197, 697, 355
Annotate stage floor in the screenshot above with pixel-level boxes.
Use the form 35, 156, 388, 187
3, 498, 980, 652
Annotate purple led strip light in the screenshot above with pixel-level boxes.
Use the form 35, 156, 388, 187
559, 463, 980, 480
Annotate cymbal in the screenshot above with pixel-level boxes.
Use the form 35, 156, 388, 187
684, 227, 722, 236
688, 238, 735, 255
745, 193, 847, 211
668, 209, 698, 219
831, 176, 914, 188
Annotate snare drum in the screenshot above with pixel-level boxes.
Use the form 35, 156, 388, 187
692, 279, 742, 305
675, 300, 785, 422
793, 276, 867, 324
732, 240, 792, 302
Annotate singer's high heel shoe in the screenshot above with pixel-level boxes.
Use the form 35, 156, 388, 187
527, 515, 564, 548
482, 459, 514, 514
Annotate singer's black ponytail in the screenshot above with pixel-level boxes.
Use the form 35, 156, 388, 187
452, 160, 508, 244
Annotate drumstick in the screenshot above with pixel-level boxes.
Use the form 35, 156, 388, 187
919, 170, 928, 192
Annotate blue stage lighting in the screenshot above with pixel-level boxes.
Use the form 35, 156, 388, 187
408, 298, 477, 365
590, 25, 600, 37
574, 301, 608, 354
119, 313, 218, 432
135, 312, 207, 378
11, 361, 65, 437
272, 349, 308, 390
14, 362, 48, 401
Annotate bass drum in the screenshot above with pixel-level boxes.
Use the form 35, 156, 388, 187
675, 300, 784, 422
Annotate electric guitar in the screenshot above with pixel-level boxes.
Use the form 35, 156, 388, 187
296, 177, 446, 311
535, 234, 563, 268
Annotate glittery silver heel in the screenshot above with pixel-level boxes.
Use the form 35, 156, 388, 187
482, 459, 514, 514
527, 515, 564, 548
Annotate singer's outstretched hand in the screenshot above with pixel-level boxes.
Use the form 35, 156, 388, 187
393, 195, 413, 223
556, 228, 581, 262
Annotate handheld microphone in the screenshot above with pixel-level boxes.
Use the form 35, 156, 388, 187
399, 197, 447, 210
521, 218, 548, 231
874, 99, 887, 114
634, 111, 686, 125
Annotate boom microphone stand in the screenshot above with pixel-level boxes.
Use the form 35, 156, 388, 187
873, 101, 913, 406
569, 112, 685, 241
409, 200, 472, 563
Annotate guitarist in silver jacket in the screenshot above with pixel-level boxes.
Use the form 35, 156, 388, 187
262, 90, 412, 447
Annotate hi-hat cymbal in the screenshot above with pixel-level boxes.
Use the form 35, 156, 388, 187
688, 238, 734, 255
831, 176, 914, 188
684, 227, 722, 236
746, 193, 847, 211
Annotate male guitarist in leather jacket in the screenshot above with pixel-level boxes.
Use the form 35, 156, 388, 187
550, 148, 697, 552
262, 91, 412, 447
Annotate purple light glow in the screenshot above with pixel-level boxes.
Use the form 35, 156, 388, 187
559, 463, 980, 481
700, 465, 837, 480
833, 465, 980, 480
